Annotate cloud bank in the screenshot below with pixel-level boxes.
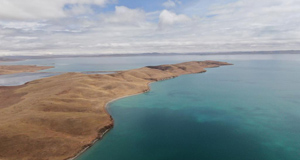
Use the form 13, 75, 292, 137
0, 0, 300, 55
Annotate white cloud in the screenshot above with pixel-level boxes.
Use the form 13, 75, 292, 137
205, 0, 300, 40
1, 0, 300, 56
0, 0, 111, 20
0, 21, 47, 30
100, 6, 146, 25
64, 4, 94, 16
159, 10, 191, 28
162, 0, 181, 8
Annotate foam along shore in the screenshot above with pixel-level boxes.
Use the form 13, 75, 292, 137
0, 65, 53, 75
0, 61, 232, 160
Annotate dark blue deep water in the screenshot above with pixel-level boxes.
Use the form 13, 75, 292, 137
75, 55, 300, 160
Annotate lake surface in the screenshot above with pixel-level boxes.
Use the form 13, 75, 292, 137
74, 54, 300, 160
1, 54, 300, 159
2, 54, 300, 72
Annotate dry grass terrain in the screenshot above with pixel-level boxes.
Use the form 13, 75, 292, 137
0, 61, 231, 160
0, 65, 53, 75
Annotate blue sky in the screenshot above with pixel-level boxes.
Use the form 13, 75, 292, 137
0, 0, 300, 55
115, 0, 167, 12
72, 0, 237, 19
104, 0, 197, 12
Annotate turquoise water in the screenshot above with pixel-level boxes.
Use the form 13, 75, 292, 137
76, 57, 300, 160
2, 54, 300, 159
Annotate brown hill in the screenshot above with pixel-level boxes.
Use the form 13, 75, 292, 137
0, 61, 231, 160
0, 65, 53, 75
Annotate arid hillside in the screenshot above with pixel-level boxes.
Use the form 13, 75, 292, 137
0, 65, 53, 75
0, 61, 231, 160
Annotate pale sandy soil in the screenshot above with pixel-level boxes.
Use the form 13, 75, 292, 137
0, 61, 231, 160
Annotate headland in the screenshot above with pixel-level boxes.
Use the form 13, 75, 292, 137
0, 65, 53, 75
0, 61, 231, 160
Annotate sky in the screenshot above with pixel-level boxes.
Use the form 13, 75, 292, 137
0, 0, 300, 55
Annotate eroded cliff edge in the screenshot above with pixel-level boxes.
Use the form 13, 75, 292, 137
0, 61, 231, 160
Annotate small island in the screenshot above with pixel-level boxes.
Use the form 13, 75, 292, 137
0, 61, 231, 160
0, 65, 53, 75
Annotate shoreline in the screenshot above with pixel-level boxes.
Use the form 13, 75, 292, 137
0, 61, 232, 160
67, 74, 204, 160
67, 81, 155, 160
65, 70, 214, 160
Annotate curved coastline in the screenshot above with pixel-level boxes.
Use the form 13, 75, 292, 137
69, 71, 216, 159
0, 61, 232, 160
68, 80, 156, 160
67, 73, 211, 160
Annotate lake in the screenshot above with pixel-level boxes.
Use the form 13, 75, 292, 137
75, 54, 300, 160
2, 54, 300, 159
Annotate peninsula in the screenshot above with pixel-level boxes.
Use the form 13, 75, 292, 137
0, 61, 231, 160
0, 65, 53, 75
